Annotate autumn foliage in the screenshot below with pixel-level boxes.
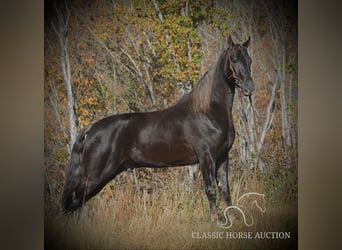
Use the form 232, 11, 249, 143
45, 0, 297, 219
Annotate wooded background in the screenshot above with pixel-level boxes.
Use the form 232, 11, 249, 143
44, 0, 297, 214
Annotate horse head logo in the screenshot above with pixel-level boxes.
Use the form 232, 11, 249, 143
219, 192, 266, 229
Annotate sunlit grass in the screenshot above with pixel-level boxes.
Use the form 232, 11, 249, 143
45, 166, 297, 249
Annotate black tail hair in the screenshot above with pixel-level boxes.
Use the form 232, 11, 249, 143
61, 125, 91, 212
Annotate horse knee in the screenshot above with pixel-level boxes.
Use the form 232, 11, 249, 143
205, 185, 217, 200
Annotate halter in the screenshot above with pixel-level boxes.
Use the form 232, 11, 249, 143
226, 45, 243, 90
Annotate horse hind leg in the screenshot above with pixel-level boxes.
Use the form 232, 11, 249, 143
199, 154, 219, 222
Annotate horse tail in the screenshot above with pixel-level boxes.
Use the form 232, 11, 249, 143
61, 125, 91, 213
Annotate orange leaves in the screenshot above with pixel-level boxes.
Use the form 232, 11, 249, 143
85, 57, 94, 64
86, 97, 98, 105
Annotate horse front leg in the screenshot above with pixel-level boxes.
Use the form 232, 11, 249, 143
216, 156, 232, 207
199, 154, 218, 222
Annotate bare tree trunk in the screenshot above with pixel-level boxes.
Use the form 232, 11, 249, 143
52, 1, 77, 152
262, 0, 293, 158
257, 78, 279, 152
280, 39, 289, 153
47, 81, 69, 145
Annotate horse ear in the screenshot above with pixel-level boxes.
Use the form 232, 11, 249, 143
243, 36, 251, 48
227, 35, 235, 48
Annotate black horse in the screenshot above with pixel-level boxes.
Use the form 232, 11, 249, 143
62, 35, 255, 221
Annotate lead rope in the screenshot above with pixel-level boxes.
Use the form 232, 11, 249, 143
227, 46, 239, 82
239, 92, 252, 147
249, 95, 260, 143
239, 92, 260, 158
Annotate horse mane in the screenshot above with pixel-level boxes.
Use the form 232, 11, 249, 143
187, 70, 213, 113
182, 53, 224, 113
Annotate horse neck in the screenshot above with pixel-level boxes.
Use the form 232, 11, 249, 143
210, 54, 236, 116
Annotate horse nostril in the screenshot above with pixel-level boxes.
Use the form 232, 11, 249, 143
248, 81, 255, 92
242, 81, 255, 96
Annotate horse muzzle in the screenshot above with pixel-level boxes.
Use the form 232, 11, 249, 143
242, 79, 255, 96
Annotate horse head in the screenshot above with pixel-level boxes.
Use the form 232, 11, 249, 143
226, 35, 255, 96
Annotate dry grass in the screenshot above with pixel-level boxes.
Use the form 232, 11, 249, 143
45, 166, 297, 249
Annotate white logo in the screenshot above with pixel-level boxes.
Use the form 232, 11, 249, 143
219, 192, 266, 229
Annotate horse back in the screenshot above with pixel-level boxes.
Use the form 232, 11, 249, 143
83, 101, 229, 170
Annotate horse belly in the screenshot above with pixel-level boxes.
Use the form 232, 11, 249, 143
129, 141, 197, 167
125, 112, 198, 167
